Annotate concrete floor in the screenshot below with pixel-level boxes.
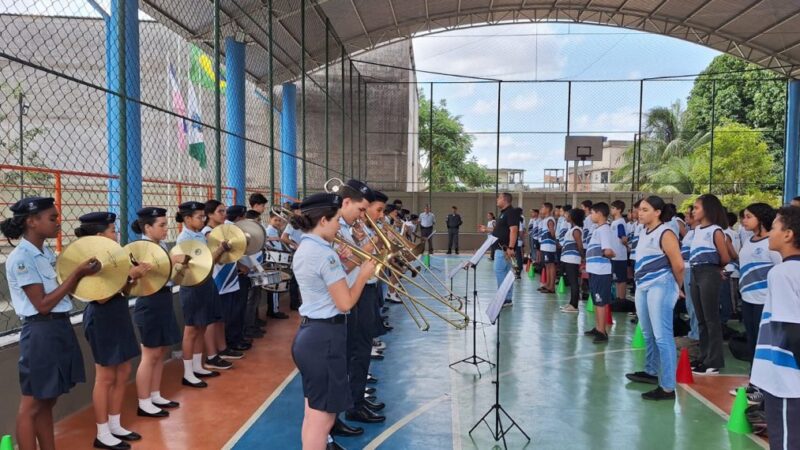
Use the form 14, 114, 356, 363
54, 255, 766, 449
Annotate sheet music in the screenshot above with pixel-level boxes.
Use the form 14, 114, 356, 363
447, 260, 468, 280
469, 235, 498, 266
486, 271, 514, 324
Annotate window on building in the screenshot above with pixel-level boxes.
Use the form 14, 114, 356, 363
600, 171, 609, 184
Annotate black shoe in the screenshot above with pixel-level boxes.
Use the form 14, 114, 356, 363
255, 318, 267, 326
365, 387, 376, 395
137, 407, 168, 418
345, 406, 386, 423
447, 251, 452, 255
371, 353, 385, 361
367, 374, 378, 384
194, 370, 220, 378
331, 417, 364, 437
230, 342, 252, 352
219, 349, 244, 360
364, 394, 377, 402
326, 441, 346, 450
383, 321, 393, 331
153, 400, 180, 409
206, 356, 233, 369
642, 387, 676, 401
625, 371, 659, 385
182, 378, 208, 388
691, 364, 720, 375
584, 328, 600, 337
593, 333, 609, 343
268, 312, 290, 319
245, 329, 265, 339
112, 432, 141, 441
455, 251, 459, 255
364, 398, 385, 412
93, 438, 130, 450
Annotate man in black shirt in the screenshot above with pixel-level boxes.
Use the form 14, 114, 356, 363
446, 206, 463, 254
479, 192, 520, 306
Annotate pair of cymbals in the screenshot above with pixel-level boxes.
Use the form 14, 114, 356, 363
170, 240, 213, 287
207, 221, 266, 264
56, 237, 173, 301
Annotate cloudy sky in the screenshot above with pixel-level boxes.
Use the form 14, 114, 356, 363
411, 23, 720, 185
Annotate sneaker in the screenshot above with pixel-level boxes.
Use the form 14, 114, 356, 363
691, 364, 719, 375
205, 356, 232, 370
373, 339, 386, 351
642, 387, 675, 401
584, 328, 600, 336
625, 371, 659, 385
502, 301, 513, 308
728, 385, 764, 405
593, 333, 609, 343
560, 305, 579, 313
219, 348, 244, 360
385, 293, 403, 304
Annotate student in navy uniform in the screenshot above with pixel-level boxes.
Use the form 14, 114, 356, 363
623, 196, 684, 401
223, 205, 253, 353
689, 194, 730, 375
750, 206, 800, 450
175, 201, 229, 388
290, 192, 375, 450
3, 197, 99, 450
132, 207, 183, 419
75, 212, 150, 449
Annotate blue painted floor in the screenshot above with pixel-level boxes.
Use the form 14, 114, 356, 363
232, 256, 763, 450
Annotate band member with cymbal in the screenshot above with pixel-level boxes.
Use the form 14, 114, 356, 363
290, 192, 375, 450
132, 207, 183, 419
2, 197, 99, 450
75, 212, 150, 449
224, 205, 254, 353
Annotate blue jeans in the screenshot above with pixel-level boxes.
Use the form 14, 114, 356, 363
635, 278, 679, 390
684, 268, 699, 340
493, 249, 513, 302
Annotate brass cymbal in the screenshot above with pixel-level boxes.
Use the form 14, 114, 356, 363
236, 219, 266, 254
169, 240, 213, 287
56, 236, 131, 302
207, 223, 246, 264
124, 240, 172, 297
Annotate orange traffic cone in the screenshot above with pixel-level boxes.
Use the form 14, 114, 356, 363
607, 308, 613, 325
676, 347, 694, 384
541, 266, 547, 285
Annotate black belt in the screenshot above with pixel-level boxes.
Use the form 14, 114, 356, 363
301, 314, 346, 325
22, 312, 69, 323
421, 226, 433, 229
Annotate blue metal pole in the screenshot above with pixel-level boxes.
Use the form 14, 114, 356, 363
225, 37, 246, 205
105, 0, 140, 241
281, 83, 297, 199
784, 79, 800, 203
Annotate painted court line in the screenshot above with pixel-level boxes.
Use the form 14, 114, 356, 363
222, 368, 299, 450
680, 384, 768, 449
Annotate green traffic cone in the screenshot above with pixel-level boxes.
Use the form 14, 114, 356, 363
422, 254, 430, 268
727, 387, 753, 434
611, 283, 617, 299
585, 298, 594, 312
631, 323, 645, 349
557, 276, 566, 294
528, 264, 535, 279
1, 435, 12, 450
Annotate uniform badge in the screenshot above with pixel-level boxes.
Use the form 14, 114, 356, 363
16, 262, 27, 273
327, 255, 338, 269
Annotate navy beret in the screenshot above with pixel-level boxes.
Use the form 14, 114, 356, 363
79, 211, 116, 225
178, 201, 205, 212
345, 179, 372, 197
289, 202, 301, 210
226, 205, 247, 218
372, 191, 388, 203
384, 204, 397, 213
136, 207, 167, 218
300, 193, 342, 212
9, 197, 55, 216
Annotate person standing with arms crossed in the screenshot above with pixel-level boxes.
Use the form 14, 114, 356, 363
446, 206, 463, 255
419, 205, 435, 254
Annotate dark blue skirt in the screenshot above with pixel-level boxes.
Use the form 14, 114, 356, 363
180, 278, 213, 326
206, 284, 224, 324
83, 296, 141, 366
292, 321, 352, 413
134, 287, 181, 348
19, 316, 85, 399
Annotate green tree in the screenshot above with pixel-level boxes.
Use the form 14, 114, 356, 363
0, 83, 51, 197
685, 54, 786, 161
418, 95, 492, 191
689, 122, 777, 195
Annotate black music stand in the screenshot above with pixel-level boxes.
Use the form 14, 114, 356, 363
469, 271, 530, 449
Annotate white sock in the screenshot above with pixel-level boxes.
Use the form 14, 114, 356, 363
138, 398, 162, 415
208, 353, 217, 361
183, 359, 202, 383
193, 353, 211, 374
327, 435, 333, 444
96, 422, 121, 446
108, 414, 131, 436
151, 391, 172, 405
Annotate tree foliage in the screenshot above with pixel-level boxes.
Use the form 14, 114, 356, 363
418, 95, 492, 191
0, 83, 51, 197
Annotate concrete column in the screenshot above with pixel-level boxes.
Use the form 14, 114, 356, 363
105, 0, 140, 239
225, 37, 246, 205
281, 83, 297, 199
784, 79, 800, 203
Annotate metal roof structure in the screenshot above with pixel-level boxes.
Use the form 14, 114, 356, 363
140, 0, 800, 84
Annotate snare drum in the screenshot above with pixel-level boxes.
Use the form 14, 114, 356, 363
262, 271, 292, 293
265, 250, 293, 266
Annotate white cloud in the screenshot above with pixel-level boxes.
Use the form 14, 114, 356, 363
508, 93, 539, 112
469, 99, 496, 115
574, 106, 639, 140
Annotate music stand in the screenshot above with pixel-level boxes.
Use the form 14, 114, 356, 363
449, 236, 497, 374
469, 271, 530, 449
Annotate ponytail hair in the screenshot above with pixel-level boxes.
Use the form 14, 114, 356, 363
643, 195, 673, 223
290, 206, 339, 232
0, 216, 27, 240
74, 222, 110, 238
744, 203, 776, 232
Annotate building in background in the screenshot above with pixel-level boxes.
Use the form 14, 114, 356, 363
566, 140, 631, 192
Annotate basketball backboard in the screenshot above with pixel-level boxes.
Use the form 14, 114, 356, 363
564, 136, 604, 161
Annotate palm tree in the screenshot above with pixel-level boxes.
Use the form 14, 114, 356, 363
614, 100, 708, 194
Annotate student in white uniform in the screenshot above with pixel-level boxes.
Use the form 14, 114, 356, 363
3, 197, 99, 450
559, 208, 585, 313
609, 200, 629, 304
584, 202, 615, 343
538, 203, 557, 293
290, 192, 375, 450
750, 206, 800, 450
623, 196, 684, 401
